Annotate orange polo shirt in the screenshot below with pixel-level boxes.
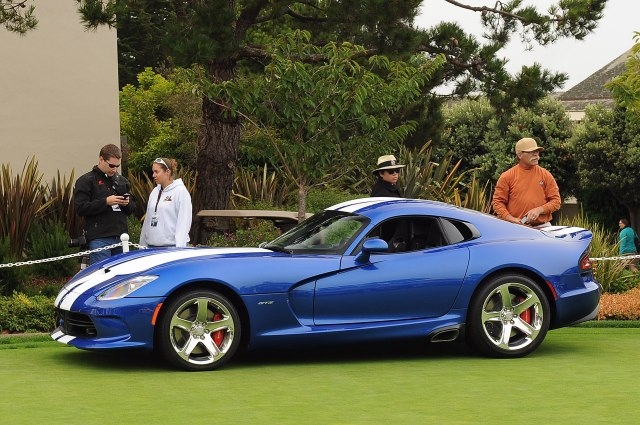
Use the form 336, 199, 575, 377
492, 163, 561, 225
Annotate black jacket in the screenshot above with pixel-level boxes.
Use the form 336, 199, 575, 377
370, 179, 403, 197
74, 166, 136, 241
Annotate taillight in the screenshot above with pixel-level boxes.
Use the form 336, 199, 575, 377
580, 250, 592, 271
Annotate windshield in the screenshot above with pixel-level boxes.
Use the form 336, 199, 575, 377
264, 211, 369, 254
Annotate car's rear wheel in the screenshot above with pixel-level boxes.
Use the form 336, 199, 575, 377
157, 289, 241, 371
467, 274, 550, 358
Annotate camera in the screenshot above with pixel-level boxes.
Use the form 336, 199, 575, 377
68, 235, 87, 248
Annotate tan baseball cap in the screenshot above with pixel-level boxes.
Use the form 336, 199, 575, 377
515, 137, 544, 154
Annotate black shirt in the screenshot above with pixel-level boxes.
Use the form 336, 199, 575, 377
370, 179, 403, 197
73, 166, 136, 241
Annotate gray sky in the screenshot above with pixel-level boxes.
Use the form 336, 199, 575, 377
416, 0, 639, 90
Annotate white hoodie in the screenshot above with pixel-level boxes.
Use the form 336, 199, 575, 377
139, 178, 192, 247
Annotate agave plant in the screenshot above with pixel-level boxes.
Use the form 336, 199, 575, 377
42, 170, 83, 239
231, 164, 295, 209
0, 157, 53, 257
451, 173, 493, 213
400, 142, 471, 202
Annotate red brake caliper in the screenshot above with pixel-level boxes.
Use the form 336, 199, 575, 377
517, 297, 531, 324
212, 313, 224, 346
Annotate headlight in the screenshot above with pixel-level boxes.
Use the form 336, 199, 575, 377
97, 275, 159, 300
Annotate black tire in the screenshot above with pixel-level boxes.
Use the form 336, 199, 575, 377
157, 289, 241, 371
466, 274, 550, 358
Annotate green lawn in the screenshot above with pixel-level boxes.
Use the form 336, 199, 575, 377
1, 328, 639, 424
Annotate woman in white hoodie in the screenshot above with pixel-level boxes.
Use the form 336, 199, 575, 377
140, 157, 193, 247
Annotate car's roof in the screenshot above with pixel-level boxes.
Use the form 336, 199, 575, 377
328, 197, 487, 221
327, 197, 542, 240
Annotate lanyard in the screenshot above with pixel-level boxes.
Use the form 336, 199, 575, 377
154, 188, 163, 213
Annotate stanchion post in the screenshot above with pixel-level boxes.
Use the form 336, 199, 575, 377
121, 233, 130, 253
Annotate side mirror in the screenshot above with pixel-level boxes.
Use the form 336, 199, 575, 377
356, 238, 389, 263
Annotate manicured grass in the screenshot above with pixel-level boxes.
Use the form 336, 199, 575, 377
1, 327, 640, 424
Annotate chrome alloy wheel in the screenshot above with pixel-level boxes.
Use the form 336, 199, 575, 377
166, 294, 237, 368
480, 282, 544, 351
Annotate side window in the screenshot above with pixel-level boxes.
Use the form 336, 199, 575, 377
363, 217, 445, 253
408, 217, 444, 251
360, 216, 479, 255
440, 218, 479, 243
362, 218, 409, 253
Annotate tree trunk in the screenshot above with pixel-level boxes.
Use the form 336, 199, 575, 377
298, 184, 308, 222
628, 205, 640, 234
192, 60, 241, 244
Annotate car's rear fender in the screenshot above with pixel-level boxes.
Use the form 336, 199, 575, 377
452, 238, 593, 324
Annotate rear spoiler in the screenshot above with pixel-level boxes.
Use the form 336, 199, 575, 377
540, 226, 592, 241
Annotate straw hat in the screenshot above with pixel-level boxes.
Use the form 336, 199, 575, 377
373, 155, 405, 174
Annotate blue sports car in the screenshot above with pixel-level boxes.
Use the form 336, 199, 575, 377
51, 198, 600, 371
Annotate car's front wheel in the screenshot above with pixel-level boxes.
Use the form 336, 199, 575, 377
157, 289, 241, 371
467, 274, 550, 358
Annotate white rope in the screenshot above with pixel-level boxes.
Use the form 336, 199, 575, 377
0, 234, 146, 269
0, 238, 635, 267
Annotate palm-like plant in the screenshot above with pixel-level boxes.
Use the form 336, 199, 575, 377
559, 212, 636, 293
0, 158, 53, 257
231, 164, 294, 209
452, 173, 494, 214
400, 143, 465, 199
43, 170, 83, 238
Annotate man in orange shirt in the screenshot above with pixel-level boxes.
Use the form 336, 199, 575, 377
492, 137, 561, 227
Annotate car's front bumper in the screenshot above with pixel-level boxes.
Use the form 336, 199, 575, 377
51, 297, 164, 351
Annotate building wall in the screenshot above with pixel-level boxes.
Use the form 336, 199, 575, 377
0, 2, 119, 183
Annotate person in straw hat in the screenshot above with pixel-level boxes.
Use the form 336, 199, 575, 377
492, 137, 561, 227
370, 154, 406, 197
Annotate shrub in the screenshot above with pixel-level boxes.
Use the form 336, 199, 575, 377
558, 212, 640, 293
306, 187, 360, 214
41, 170, 83, 239
207, 220, 281, 247
0, 292, 56, 333
26, 219, 78, 280
0, 158, 52, 258
127, 214, 143, 246
232, 164, 295, 209
597, 287, 640, 320
0, 238, 30, 296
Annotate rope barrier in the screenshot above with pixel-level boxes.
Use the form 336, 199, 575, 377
0, 234, 637, 268
0, 234, 147, 269
589, 254, 640, 261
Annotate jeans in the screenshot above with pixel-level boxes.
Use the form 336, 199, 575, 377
88, 236, 123, 265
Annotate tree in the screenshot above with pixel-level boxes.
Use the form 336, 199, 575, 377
111, 0, 172, 88
119, 68, 201, 172
7, 1, 608, 242
217, 31, 444, 219
572, 104, 640, 228
1, 0, 36, 33
438, 96, 576, 196
606, 31, 640, 114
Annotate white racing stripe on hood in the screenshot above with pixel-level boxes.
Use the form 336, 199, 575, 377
56, 247, 268, 310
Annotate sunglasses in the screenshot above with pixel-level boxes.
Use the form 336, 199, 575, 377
154, 157, 171, 170
385, 169, 400, 175
106, 161, 120, 169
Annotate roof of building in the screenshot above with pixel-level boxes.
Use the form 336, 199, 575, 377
557, 48, 632, 111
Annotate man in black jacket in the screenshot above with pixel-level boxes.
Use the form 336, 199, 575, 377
370, 155, 405, 197
74, 144, 137, 264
